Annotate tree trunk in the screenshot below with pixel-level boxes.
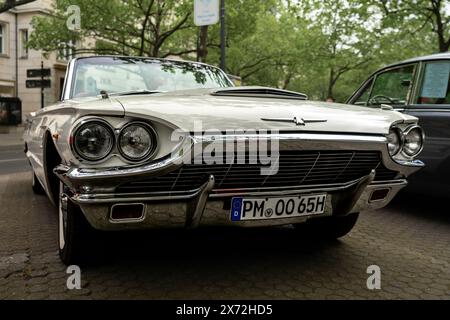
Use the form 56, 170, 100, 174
431, 0, 449, 52
438, 39, 449, 53
152, 43, 160, 58
327, 68, 335, 99
197, 26, 209, 62
282, 72, 293, 90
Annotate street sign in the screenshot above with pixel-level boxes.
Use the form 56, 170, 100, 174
26, 61, 50, 109
194, 0, 219, 26
27, 68, 51, 78
26, 80, 51, 89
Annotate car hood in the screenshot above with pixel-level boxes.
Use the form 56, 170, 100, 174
113, 87, 416, 135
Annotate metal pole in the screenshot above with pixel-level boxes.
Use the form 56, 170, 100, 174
14, 12, 18, 98
220, 0, 226, 71
40, 61, 44, 109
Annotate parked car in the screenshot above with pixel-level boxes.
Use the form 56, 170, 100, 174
347, 52, 450, 196
24, 56, 424, 265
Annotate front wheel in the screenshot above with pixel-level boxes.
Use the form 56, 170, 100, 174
293, 212, 359, 239
58, 182, 104, 265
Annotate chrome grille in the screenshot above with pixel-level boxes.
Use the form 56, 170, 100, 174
116, 151, 399, 194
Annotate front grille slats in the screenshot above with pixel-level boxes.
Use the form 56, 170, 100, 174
115, 150, 399, 194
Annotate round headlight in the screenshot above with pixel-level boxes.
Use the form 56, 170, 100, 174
118, 123, 157, 161
387, 128, 402, 156
403, 126, 424, 157
73, 121, 114, 161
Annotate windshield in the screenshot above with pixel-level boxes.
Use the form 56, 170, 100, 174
70, 56, 233, 98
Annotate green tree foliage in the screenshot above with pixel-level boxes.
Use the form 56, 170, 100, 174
290, 0, 384, 100
28, 0, 447, 102
374, 0, 450, 53
28, 0, 193, 57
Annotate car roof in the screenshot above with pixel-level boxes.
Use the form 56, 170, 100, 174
385, 52, 450, 68
360, 52, 450, 81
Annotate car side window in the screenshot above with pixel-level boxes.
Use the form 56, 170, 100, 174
353, 78, 373, 106
368, 65, 415, 106
417, 61, 450, 105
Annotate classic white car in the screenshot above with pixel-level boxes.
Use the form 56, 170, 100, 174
24, 56, 424, 265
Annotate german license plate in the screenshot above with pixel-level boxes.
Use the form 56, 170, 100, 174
230, 194, 327, 221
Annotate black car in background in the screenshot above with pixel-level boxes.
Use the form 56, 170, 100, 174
347, 53, 450, 196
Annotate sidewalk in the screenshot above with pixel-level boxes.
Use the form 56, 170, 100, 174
0, 126, 25, 148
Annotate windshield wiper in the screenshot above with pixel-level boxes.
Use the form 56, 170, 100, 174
108, 89, 161, 96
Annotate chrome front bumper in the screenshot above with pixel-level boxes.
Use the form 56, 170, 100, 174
67, 177, 407, 231
54, 133, 422, 231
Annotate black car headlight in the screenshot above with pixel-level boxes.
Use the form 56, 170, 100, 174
118, 122, 157, 161
387, 127, 402, 156
73, 121, 114, 161
402, 125, 424, 157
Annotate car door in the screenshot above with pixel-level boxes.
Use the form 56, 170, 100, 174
405, 59, 450, 192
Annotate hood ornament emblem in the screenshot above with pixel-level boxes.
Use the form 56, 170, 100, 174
261, 117, 327, 126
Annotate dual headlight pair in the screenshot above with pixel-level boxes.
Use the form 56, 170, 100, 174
387, 125, 424, 159
72, 120, 157, 162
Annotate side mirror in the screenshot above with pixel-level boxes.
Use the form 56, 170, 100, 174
401, 79, 411, 87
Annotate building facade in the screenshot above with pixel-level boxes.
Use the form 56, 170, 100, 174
0, 0, 71, 122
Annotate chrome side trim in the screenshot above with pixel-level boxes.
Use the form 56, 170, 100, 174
367, 179, 406, 186
406, 108, 450, 112
209, 179, 364, 198
261, 117, 327, 126
192, 133, 387, 143
72, 187, 203, 204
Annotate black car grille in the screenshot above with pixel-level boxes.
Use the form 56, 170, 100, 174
115, 150, 399, 194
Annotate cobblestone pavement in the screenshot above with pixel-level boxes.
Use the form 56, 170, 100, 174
0, 171, 449, 300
